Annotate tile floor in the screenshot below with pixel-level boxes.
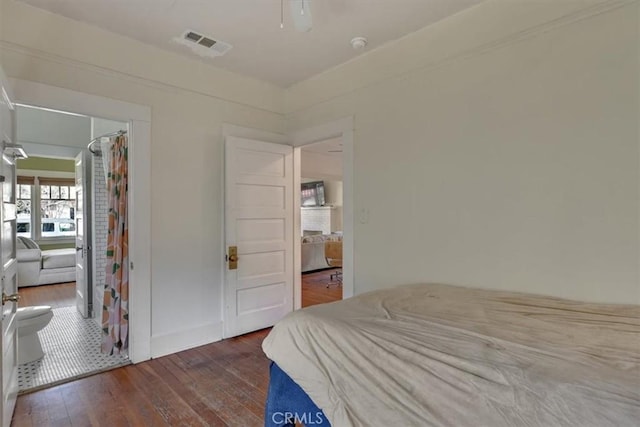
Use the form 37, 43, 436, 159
17, 306, 130, 394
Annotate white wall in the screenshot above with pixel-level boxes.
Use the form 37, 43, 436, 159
0, 0, 286, 357
1, 0, 637, 364
16, 106, 89, 157
301, 150, 342, 180
287, 1, 640, 304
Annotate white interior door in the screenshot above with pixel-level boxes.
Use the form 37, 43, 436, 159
0, 68, 18, 427
224, 136, 294, 337
75, 151, 92, 318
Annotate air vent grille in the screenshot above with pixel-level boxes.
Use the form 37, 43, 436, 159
198, 37, 216, 48
174, 30, 232, 58
185, 31, 201, 42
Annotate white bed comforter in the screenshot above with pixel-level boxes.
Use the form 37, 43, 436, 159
262, 284, 640, 427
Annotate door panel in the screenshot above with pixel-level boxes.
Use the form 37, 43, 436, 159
224, 137, 293, 337
75, 151, 92, 318
0, 67, 18, 426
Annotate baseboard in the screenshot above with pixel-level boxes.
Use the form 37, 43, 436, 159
150, 321, 223, 359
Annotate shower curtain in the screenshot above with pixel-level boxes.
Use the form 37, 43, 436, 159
101, 134, 129, 355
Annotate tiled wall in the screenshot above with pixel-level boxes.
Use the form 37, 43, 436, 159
92, 158, 108, 325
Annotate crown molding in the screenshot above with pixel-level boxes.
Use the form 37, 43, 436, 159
0, 41, 285, 117
285, 0, 635, 114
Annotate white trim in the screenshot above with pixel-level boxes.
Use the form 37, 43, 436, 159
293, 148, 302, 309
151, 322, 223, 359
291, 117, 354, 147
10, 78, 152, 363
0, 41, 282, 115
222, 123, 289, 144
127, 119, 151, 363
8, 79, 150, 122
285, 0, 633, 114
292, 117, 355, 300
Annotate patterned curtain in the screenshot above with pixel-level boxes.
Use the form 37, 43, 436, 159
101, 134, 129, 355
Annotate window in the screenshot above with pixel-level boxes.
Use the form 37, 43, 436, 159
17, 177, 76, 240
17, 183, 32, 238
16, 222, 30, 234
59, 222, 75, 232
40, 184, 76, 221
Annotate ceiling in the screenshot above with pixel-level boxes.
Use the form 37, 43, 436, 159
17, 0, 484, 88
302, 137, 343, 158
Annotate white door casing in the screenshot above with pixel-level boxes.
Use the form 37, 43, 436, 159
224, 136, 294, 338
10, 78, 151, 363
291, 117, 355, 303
0, 69, 19, 427
75, 151, 92, 318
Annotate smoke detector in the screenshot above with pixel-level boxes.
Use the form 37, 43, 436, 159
350, 37, 368, 50
174, 30, 232, 58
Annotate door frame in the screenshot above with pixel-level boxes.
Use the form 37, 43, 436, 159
11, 79, 152, 363
221, 118, 355, 314
74, 150, 93, 318
291, 117, 355, 307
0, 68, 19, 426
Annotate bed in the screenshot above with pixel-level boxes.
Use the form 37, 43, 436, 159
262, 283, 640, 426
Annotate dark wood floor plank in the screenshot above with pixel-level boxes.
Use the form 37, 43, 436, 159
151, 356, 228, 426
122, 361, 209, 426
171, 348, 262, 426
12, 270, 340, 426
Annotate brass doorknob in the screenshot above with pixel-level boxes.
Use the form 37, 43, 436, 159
228, 254, 239, 262
2, 293, 20, 304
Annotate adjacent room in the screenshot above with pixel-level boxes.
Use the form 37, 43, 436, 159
13, 105, 130, 393
0, 0, 637, 426
299, 137, 344, 307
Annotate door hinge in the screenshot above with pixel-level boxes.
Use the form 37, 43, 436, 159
130, 261, 134, 270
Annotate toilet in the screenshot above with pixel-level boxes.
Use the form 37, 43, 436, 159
16, 306, 53, 364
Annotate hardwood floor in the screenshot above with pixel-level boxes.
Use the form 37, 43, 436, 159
18, 282, 76, 308
11, 271, 341, 426
12, 329, 271, 427
301, 269, 342, 308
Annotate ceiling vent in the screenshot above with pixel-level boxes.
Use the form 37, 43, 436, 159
174, 30, 232, 58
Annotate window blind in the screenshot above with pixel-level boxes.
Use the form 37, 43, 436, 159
17, 176, 35, 185
38, 177, 76, 186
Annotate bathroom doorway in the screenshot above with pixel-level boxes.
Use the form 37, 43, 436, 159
14, 105, 130, 393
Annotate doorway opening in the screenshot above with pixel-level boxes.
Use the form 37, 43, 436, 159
14, 105, 130, 393
298, 137, 344, 308
221, 118, 352, 337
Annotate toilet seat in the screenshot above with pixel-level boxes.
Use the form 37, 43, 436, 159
17, 305, 52, 321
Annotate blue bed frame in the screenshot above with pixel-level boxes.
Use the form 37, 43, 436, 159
264, 362, 331, 427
